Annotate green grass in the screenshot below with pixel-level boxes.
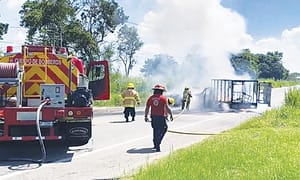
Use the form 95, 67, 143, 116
128, 89, 300, 180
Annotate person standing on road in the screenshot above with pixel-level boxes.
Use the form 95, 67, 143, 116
182, 87, 192, 110
121, 83, 141, 122
144, 84, 173, 152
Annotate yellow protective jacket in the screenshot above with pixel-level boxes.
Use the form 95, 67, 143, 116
121, 89, 140, 107
183, 89, 192, 101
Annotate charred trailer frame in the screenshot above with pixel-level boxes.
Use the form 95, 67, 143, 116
257, 82, 272, 107
211, 79, 260, 109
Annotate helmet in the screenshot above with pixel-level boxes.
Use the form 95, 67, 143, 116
168, 97, 175, 105
127, 83, 134, 88
152, 84, 166, 91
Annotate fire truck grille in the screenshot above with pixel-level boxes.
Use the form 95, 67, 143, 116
9, 125, 50, 136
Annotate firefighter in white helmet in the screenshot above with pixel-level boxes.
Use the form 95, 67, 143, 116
121, 83, 141, 122
182, 87, 192, 110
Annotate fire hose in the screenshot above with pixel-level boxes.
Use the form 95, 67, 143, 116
35, 98, 50, 163
146, 106, 222, 135
0, 99, 49, 164
0, 63, 49, 164
167, 108, 222, 135
167, 130, 222, 135
0, 62, 18, 78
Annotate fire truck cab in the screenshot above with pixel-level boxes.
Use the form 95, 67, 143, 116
0, 45, 110, 146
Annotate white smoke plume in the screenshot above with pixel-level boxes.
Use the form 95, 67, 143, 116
137, 0, 252, 93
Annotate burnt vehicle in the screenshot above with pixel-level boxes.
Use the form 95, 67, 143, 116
200, 79, 272, 110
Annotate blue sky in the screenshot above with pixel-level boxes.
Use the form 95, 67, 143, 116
0, 0, 300, 78
221, 0, 300, 39
118, 0, 300, 39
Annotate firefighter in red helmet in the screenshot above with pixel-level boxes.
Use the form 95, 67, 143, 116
144, 84, 173, 152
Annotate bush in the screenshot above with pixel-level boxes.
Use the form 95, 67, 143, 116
93, 72, 153, 107
284, 88, 300, 108
259, 79, 300, 88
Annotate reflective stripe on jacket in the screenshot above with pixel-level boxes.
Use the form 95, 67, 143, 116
121, 89, 140, 107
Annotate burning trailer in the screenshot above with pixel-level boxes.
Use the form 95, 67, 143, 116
200, 79, 272, 110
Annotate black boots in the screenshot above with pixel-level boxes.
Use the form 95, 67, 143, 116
125, 117, 135, 122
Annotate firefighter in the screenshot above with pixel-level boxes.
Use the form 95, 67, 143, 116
168, 97, 175, 106
144, 84, 173, 152
182, 87, 192, 110
121, 83, 141, 122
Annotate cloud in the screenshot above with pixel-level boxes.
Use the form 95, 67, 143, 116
250, 26, 300, 73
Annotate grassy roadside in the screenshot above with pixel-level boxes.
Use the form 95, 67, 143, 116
259, 79, 300, 88
129, 88, 300, 179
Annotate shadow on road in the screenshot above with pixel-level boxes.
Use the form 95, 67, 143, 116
0, 141, 74, 170
109, 120, 135, 123
127, 147, 157, 154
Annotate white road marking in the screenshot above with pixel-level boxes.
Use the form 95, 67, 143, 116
0, 113, 245, 179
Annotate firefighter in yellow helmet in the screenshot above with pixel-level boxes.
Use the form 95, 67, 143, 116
121, 83, 141, 122
168, 97, 175, 106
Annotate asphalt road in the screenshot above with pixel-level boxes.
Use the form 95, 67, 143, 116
0, 87, 288, 180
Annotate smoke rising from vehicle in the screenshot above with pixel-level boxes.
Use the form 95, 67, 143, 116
138, 0, 252, 94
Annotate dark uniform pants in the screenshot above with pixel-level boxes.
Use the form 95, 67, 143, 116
124, 107, 136, 120
151, 116, 168, 149
182, 99, 191, 110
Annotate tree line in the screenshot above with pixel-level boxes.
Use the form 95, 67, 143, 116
229, 49, 299, 80
139, 50, 298, 81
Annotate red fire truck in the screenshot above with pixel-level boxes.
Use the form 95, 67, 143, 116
0, 45, 110, 146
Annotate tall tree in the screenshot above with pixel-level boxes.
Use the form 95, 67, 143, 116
117, 24, 143, 76
19, 0, 76, 46
230, 49, 258, 78
19, 0, 127, 62
79, 0, 128, 44
78, 0, 128, 60
230, 49, 289, 80
0, 0, 8, 39
257, 52, 289, 80
140, 54, 178, 77
0, 22, 8, 40
63, 19, 98, 61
